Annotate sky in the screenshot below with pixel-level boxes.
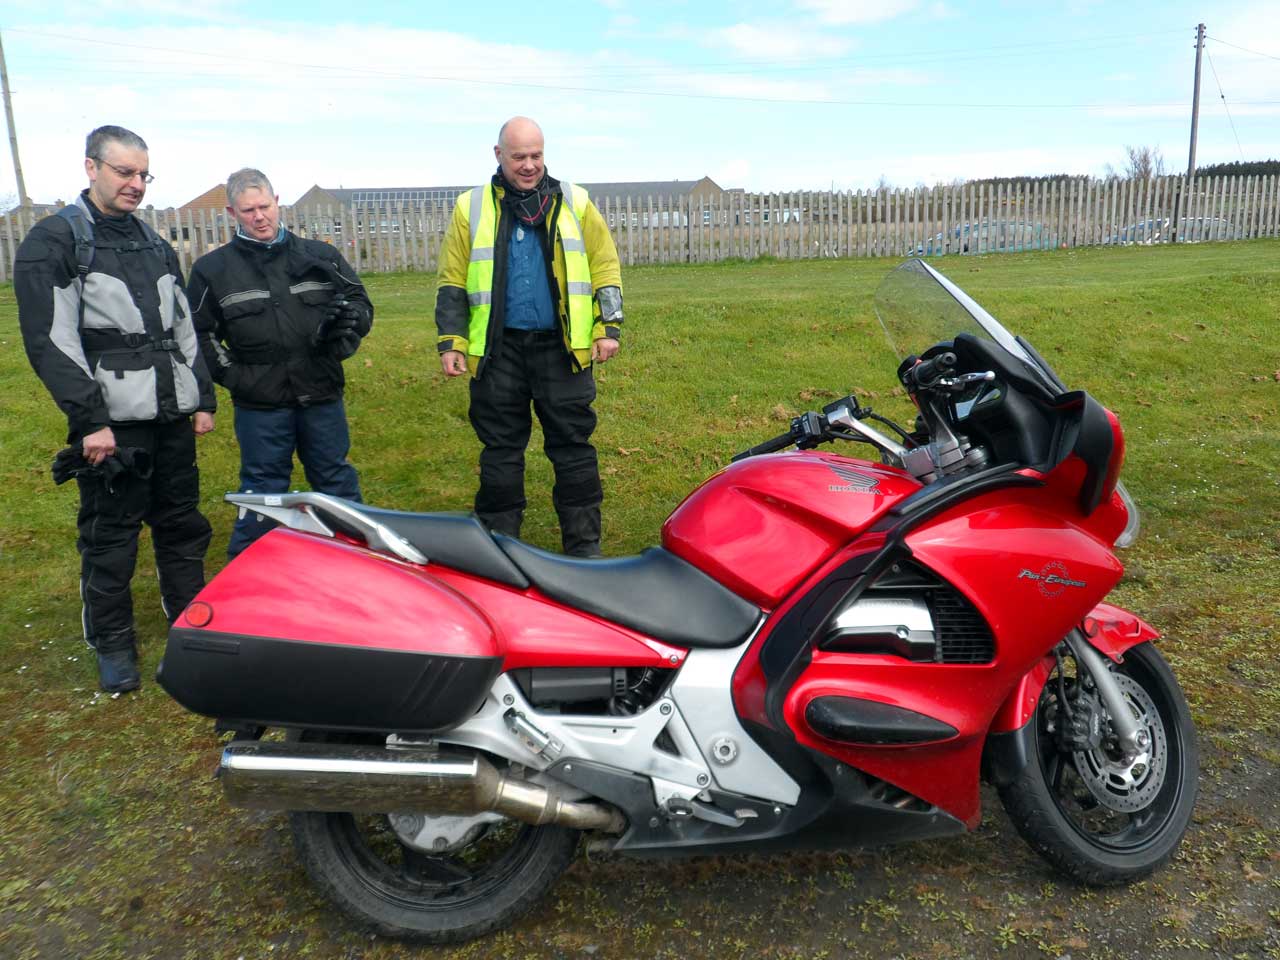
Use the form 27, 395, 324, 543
1, 0, 1278, 208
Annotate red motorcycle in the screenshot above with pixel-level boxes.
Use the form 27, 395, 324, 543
160, 260, 1197, 942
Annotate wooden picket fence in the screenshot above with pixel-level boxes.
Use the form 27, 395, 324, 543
2, 174, 1278, 282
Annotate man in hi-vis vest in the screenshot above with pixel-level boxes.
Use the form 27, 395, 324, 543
436, 116, 623, 557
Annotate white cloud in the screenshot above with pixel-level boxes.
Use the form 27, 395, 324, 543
793, 0, 918, 26
715, 22, 854, 60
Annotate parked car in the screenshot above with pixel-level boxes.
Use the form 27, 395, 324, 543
909, 220, 1057, 256
1104, 216, 1241, 246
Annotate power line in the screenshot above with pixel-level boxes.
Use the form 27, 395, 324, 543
2, 23, 1271, 112
1205, 49, 1246, 162
1205, 35, 1280, 62
2, 23, 1189, 76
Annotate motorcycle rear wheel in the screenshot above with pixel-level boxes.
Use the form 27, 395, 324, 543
286, 732, 579, 943
998, 640, 1198, 885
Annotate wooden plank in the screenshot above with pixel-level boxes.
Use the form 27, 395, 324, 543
995, 182, 1005, 251
1269, 174, 1278, 237
1266, 175, 1277, 237
1258, 176, 1269, 238
644, 195, 653, 264
623, 196, 632, 266
1033, 179, 1044, 249
973, 182, 983, 255
1050, 180, 1061, 251
1267, 175, 1278, 237
1103, 178, 1114, 246
1215, 175, 1228, 241
1245, 175, 1258, 239
1150, 176, 1163, 244
0, 212, 13, 283
1074, 178, 1083, 248
1079, 178, 1091, 247
864, 189, 873, 259
850, 190, 859, 258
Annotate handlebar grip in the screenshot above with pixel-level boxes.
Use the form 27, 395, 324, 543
908, 350, 957, 389
732, 431, 796, 462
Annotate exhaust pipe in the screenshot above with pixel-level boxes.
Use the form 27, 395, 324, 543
219, 740, 625, 834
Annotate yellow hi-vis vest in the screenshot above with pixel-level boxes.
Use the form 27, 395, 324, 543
462, 182, 594, 358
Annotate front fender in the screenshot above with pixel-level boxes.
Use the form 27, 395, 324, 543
1082, 601, 1160, 661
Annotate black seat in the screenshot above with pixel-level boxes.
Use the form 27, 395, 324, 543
495, 538, 761, 648
346, 506, 529, 589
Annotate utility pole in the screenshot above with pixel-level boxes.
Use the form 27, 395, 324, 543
0, 29, 31, 210
1187, 22, 1205, 178
1173, 23, 1206, 243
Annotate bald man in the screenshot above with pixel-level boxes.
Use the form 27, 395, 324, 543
435, 117, 624, 557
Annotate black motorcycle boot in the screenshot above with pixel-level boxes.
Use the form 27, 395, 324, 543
97, 648, 141, 694
558, 504, 603, 558
478, 508, 524, 540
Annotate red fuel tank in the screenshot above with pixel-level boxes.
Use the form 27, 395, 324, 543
662, 452, 921, 608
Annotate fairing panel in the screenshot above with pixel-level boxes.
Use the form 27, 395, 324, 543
663, 452, 919, 607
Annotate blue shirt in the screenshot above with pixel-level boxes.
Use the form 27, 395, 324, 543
504, 223, 556, 330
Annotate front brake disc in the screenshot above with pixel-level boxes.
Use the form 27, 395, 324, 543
1071, 672, 1168, 813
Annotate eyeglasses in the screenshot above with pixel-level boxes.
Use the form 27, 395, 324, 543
93, 157, 154, 184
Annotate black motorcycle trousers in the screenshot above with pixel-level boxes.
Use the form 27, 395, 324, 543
75, 419, 212, 654
468, 330, 602, 529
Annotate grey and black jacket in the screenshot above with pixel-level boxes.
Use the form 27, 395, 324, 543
187, 231, 372, 410
15, 192, 214, 440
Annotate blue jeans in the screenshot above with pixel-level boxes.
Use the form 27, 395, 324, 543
228, 400, 362, 558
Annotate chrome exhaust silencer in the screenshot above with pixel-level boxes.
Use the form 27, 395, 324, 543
219, 740, 625, 834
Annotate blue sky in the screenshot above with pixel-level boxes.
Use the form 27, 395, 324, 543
2, 0, 1277, 208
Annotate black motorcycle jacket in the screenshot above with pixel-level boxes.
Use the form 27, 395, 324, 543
188, 231, 373, 410
15, 192, 215, 439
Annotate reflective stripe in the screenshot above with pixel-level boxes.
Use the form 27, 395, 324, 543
467, 291, 493, 306
468, 187, 484, 247
558, 183, 595, 351
289, 281, 334, 295
219, 289, 270, 308
469, 246, 494, 262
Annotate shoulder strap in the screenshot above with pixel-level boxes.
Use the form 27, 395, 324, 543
55, 205, 95, 280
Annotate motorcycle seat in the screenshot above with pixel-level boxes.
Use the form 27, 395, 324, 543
494, 538, 761, 648
343, 506, 530, 589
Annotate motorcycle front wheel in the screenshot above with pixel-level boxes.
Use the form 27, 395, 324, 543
998, 640, 1198, 885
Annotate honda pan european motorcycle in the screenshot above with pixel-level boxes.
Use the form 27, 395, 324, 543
159, 260, 1198, 942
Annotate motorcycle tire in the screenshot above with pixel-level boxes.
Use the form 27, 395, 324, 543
998, 640, 1198, 885
286, 732, 579, 942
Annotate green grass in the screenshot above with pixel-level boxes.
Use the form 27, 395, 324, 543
1, 241, 1278, 959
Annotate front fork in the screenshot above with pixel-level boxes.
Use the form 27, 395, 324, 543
1064, 629, 1149, 763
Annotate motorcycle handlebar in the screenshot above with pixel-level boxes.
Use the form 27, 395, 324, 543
731, 430, 797, 462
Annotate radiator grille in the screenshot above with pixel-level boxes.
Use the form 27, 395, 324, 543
928, 588, 995, 664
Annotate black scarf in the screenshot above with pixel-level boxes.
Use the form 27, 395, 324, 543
494, 167, 559, 227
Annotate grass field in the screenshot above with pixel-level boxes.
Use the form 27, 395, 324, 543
1, 241, 1278, 959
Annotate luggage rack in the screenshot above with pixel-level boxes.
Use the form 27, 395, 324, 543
225, 492, 428, 564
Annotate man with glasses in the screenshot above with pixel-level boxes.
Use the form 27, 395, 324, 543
15, 125, 216, 694
187, 168, 373, 558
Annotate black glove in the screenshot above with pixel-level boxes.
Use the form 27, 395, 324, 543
52, 443, 152, 493
314, 298, 364, 347
323, 299, 362, 336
